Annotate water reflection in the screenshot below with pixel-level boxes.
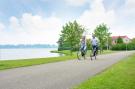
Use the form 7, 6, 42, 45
0, 48, 63, 60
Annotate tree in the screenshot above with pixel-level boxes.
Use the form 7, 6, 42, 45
107, 36, 112, 50
94, 23, 111, 52
58, 20, 85, 54
86, 39, 92, 50
131, 38, 135, 44
117, 37, 123, 44
57, 36, 64, 50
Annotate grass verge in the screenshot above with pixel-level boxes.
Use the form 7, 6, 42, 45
73, 53, 135, 89
0, 51, 76, 70
0, 50, 114, 71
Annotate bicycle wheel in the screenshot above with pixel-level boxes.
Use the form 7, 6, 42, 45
94, 52, 96, 60
93, 48, 97, 60
94, 47, 98, 60
77, 50, 85, 60
90, 53, 92, 60
90, 50, 93, 60
90, 48, 97, 60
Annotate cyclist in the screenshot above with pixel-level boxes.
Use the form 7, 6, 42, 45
91, 34, 99, 56
80, 35, 87, 56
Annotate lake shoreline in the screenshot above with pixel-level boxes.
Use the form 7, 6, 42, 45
0, 48, 60, 60
0, 50, 76, 71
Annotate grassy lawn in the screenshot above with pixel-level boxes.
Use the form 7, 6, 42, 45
100, 50, 117, 54
0, 50, 76, 70
0, 50, 114, 71
0, 55, 76, 71
73, 53, 135, 89
51, 50, 72, 55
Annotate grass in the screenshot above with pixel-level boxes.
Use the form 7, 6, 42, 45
100, 50, 116, 54
85, 50, 116, 56
0, 55, 77, 70
0, 50, 114, 71
51, 50, 72, 55
73, 53, 135, 89
0, 50, 76, 70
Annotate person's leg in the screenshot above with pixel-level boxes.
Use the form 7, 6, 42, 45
84, 46, 87, 55
84, 46, 86, 52
83, 46, 87, 59
81, 46, 85, 56
96, 45, 98, 55
92, 45, 96, 56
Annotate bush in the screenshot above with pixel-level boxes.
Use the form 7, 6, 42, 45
58, 47, 70, 51
111, 44, 126, 50
127, 43, 135, 50
111, 43, 135, 50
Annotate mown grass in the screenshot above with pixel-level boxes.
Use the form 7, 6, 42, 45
0, 55, 76, 70
0, 50, 114, 71
51, 50, 72, 55
73, 53, 135, 89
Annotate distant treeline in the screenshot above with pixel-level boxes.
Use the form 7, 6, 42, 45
0, 44, 57, 48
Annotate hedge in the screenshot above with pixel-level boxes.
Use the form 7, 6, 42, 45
111, 43, 135, 50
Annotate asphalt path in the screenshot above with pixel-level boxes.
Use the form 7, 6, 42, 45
0, 51, 134, 89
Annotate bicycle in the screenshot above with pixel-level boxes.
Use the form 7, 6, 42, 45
77, 47, 87, 60
90, 45, 98, 60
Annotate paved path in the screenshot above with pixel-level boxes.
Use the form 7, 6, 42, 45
0, 51, 134, 89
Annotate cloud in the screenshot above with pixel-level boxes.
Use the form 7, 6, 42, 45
77, 0, 116, 33
41, 0, 88, 6
0, 22, 5, 31
125, 0, 135, 9
0, 13, 63, 44
9, 16, 22, 33
124, 0, 135, 17
110, 0, 135, 38
65, 0, 88, 6
0, 0, 135, 44
77, 0, 135, 38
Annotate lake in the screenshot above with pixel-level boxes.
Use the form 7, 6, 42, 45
0, 48, 62, 60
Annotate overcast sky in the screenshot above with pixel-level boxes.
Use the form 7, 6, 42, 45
0, 0, 135, 44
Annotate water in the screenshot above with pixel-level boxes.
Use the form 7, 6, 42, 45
0, 48, 62, 60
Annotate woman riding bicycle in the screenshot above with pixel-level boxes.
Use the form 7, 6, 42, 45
80, 35, 87, 56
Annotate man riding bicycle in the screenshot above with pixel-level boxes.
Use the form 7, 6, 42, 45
91, 34, 99, 57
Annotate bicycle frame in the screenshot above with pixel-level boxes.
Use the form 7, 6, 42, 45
77, 46, 87, 60
91, 45, 98, 60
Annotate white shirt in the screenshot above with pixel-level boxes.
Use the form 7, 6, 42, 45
91, 37, 98, 46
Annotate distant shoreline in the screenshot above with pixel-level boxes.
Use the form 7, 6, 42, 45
0, 44, 58, 49
0, 48, 58, 49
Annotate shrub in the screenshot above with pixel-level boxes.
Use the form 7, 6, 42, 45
111, 43, 135, 50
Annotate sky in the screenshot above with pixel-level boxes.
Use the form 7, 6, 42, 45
0, 0, 135, 44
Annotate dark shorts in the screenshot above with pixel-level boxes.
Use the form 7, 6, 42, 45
92, 45, 98, 56
92, 45, 98, 51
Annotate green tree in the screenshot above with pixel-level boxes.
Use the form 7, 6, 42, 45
131, 38, 135, 44
57, 36, 64, 50
86, 39, 92, 50
94, 23, 111, 52
58, 20, 85, 54
117, 37, 123, 44
107, 36, 112, 50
